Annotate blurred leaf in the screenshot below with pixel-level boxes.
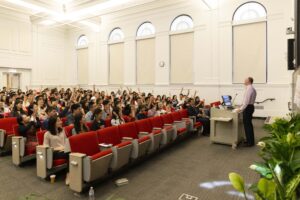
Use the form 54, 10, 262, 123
228, 173, 245, 193
257, 178, 276, 199
285, 171, 300, 199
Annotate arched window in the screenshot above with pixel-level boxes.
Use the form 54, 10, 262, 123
170, 15, 193, 31
109, 28, 124, 42
170, 14, 194, 84
77, 35, 88, 48
233, 2, 267, 22
108, 28, 124, 84
136, 22, 156, 84
137, 22, 155, 37
232, 2, 267, 84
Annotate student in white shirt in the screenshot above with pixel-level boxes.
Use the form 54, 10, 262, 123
111, 107, 125, 126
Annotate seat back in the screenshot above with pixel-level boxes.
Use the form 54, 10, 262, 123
150, 116, 164, 128
64, 125, 74, 137
135, 119, 152, 133
0, 117, 17, 133
171, 112, 182, 121
179, 109, 189, 118
161, 113, 174, 124
37, 130, 47, 145
97, 126, 122, 146
86, 122, 93, 130
210, 101, 221, 107
69, 131, 100, 156
13, 124, 20, 136
104, 118, 112, 127
118, 122, 138, 139
61, 117, 67, 127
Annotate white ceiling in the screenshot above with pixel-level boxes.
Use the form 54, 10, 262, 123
0, 0, 162, 30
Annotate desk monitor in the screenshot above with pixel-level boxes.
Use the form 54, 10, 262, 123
222, 95, 232, 107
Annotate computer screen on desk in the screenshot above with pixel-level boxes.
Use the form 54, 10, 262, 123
222, 95, 232, 107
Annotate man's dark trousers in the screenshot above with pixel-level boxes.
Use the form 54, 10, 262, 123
243, 105, 255, 146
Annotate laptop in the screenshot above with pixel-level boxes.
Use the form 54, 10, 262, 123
222, 95, 234, 110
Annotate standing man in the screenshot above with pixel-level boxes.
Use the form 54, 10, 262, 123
237, 77, 257, 147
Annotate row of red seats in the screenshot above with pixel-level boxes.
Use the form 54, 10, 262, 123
64, 110, 202, 192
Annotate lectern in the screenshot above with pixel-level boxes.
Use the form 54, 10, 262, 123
210, 107, 245, 149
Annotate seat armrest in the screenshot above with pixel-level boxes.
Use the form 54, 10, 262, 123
173, 120, 182, 123
12, 136, 26, 166
99, 143, 113, 151
164, 124, 173, 126
189, 116, 196, 123
122, 137, 133, 142
0, 129, 6, 147
139, 132, 150, 139
139, 131, 149, 135
69, 153, 86, 193
153, 127, 162, 130
36, 145, 53, 179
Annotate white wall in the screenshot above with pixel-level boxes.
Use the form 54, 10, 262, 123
65, 0, 294, 117
0, 8, 72, 90
0, 0, 294, 117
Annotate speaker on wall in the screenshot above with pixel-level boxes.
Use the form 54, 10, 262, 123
288, 39, 295, 70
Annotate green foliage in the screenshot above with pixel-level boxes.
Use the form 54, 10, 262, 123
229, 173, 246, 193
229, 113, 300, 200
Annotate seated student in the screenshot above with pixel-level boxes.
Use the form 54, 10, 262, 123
11, 98, 27, 117
90, 108, 105, 131
17, 114, 40, 151
101, 100, 112, 120
155, 102, 167, 116
43, 116, 70, 185
187, 98, 210, 135
66, 103, 82, 125
72, 113, 89, 135
136, 105, 147, 120
122, 104, 136, 122
147, 104, 156, 117
36, 96, 47, 121
111, 107, 125, 126
49, 97, 60, 113
42, 106, 58, 130
0, 101, 5, 116
85, 101, 96, 122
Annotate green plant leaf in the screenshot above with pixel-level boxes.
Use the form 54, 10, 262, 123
285, 171, 300, 199
290, 150, 300, 172
228, 173, 245, 193
257, 178, 276, 199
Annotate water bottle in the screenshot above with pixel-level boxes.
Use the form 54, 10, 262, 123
89, 186, 95, 200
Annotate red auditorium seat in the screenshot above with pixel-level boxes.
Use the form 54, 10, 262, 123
179, 109, 203, 133
36, 130, 69, 179
135, 119, 162, 153
161, 113, 187, 138
104, 118, 112, 127
69, 131, 113, 193
0, 117, 18, 154
86, 122, 93, 130
11, 128, 43, 166
61, 117, 67, 127
64, 125, 74, 137
149, 116, 175, 145
118, 122, 151, 159
97, 126, 132, 170
210, 101, 221, 107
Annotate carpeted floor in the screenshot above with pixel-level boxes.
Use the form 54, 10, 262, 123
0, 119, 267, 200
